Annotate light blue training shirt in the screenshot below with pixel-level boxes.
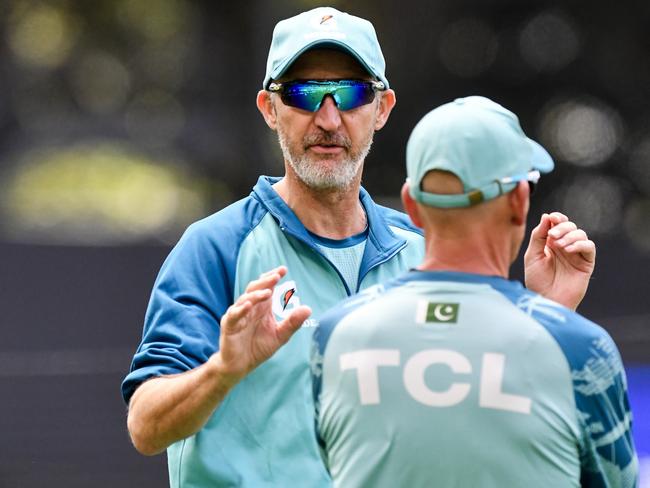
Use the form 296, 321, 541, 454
311, 228, 368, 294
312, 270, 638, 488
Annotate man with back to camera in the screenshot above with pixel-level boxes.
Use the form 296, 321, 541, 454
312, 96, 637, 488
122, 7, 597, 487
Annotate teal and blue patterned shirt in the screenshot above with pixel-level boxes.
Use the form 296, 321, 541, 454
312, 270, 638, 488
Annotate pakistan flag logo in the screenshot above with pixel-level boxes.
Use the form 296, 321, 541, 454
416, 301, 459, 324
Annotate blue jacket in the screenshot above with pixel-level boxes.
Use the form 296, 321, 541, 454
122, 176, 424, 487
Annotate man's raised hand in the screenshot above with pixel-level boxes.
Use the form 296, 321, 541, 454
524, 212, 596, 310
211, 266, 311, 387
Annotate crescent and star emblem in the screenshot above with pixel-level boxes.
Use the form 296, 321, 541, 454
417, 301, 459, 324
432, 304, 456, 322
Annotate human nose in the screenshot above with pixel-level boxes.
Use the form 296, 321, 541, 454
314, 95, 342, 131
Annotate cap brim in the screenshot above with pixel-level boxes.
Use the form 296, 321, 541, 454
528, 138, 554, 173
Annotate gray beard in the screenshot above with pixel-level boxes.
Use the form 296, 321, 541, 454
277, 128, 373, 191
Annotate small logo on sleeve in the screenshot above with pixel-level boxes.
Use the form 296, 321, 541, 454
416, 301, 459, 324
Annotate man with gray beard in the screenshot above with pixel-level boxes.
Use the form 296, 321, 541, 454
122, 7, 596, 488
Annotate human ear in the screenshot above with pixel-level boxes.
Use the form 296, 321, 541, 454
401, 182, 424, 228
256, 90, 277, 130
374, 89, 396, 131
508, 181, 530, 226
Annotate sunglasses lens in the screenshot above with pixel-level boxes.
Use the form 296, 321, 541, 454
334, 83, 376, 111
279, 81, 377, 112
281, 83, 328, 111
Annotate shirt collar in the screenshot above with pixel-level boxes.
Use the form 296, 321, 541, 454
251, 175, 405, 253
393, 269, 525, 294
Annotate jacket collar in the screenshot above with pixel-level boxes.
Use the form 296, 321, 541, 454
252, 175, 406, 260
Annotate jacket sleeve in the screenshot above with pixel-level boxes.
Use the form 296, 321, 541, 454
121, 198, 265, 404
526, 298, 639, 488
573, 330, 638, 488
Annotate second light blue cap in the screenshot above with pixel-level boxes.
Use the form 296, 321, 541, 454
407, 96, 554, 208
263, 7, 389, 89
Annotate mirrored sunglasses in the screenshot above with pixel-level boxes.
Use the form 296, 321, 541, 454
268, 79, 386, 112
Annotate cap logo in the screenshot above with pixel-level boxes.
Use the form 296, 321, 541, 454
309, 12, 338, 31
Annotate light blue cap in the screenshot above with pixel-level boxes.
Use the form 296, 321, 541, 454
262, 7, 389, 89
406, 96, 554, 208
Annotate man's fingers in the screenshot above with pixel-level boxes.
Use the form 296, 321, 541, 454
526, 213, 552, 259
529, 213, 550, 240
229, 289, 273, 318
231, 290, 272, 321
243, 275, 275, 294
547, 212, 568, 225
564, 239, 596, 262
224, 289, 273, 334
276, 306, 312, 344
258, 266, 287, 280
548, 221, 578, 240
234, 288, 272, 305
223, 301, 252, 328
244, 268, 286, 293
551, 229, 587, 248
